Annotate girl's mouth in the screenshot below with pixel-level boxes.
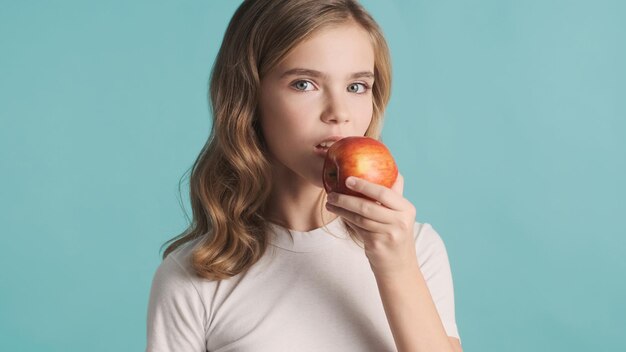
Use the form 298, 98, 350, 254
314, 145, 329, 157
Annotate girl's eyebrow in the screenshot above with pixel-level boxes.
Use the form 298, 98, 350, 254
280, 68, 374, 80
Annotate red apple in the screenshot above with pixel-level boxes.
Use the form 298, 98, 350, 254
322, 136, 398, 199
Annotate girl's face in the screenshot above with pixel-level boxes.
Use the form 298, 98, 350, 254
258, 22, 375, 189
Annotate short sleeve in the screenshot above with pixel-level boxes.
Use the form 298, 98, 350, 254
414, 222, 461, 342
146, 254, 207, 352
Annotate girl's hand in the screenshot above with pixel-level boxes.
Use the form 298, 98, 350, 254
325, 172, 419, 277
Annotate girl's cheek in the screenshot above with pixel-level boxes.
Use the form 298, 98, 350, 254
285, 95, 318, 113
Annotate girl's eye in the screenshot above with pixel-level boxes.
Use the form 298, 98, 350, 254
347, 83, 369, 94
291, 81, 369, 93
292, 80, 314, 91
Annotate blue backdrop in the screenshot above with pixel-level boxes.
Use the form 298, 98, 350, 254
1, 1, 624, 351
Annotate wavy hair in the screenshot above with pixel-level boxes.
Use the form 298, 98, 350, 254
161, 0, 392, 280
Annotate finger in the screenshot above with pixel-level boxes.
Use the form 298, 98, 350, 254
340, 216, 375, 238
327, 192, 395, 225
325, 203, 387, 233
344, 176, 406, 211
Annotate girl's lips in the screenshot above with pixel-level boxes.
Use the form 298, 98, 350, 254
314, 145, 329, 157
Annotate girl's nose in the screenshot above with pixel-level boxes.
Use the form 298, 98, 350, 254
320, 91, 350, 124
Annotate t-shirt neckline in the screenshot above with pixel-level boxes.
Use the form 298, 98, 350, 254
268, 216, 349, 252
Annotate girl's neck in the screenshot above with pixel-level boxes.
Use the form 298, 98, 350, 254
265, 180, 337, 232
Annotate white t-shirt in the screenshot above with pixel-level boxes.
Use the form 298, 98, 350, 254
146, 217, 460, 351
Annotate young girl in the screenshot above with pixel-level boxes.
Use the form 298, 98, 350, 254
146, 0, 462, 351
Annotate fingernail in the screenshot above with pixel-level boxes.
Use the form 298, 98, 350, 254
346, 177, 356, 187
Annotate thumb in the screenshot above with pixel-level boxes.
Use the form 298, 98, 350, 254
391, 172, 404, 196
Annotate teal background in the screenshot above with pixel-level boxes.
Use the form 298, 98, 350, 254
1, 0, 624, 351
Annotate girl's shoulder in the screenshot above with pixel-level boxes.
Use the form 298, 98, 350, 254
150, 236, 208, 293
413, 221, 451, 264
414, 221, 441, 244
147, 237, 209, 349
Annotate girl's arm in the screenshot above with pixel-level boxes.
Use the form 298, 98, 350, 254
325, 174, 461, 352
374, 263, 462, 352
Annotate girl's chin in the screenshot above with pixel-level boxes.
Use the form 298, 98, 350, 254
308, 178, 325, 190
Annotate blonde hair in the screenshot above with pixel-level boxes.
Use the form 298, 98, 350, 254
162, 0, 392, 281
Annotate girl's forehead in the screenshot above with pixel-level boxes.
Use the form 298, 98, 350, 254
295, 22, 371, 51
272, 23, 375, 76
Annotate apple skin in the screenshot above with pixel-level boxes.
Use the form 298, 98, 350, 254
322, 136, 398, 200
